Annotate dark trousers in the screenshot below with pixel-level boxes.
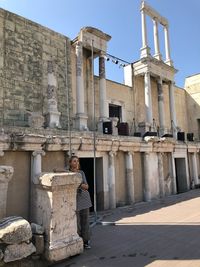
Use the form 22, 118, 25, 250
76, 208, 90, 243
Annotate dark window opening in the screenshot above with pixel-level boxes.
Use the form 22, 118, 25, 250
109, 104, 122, 123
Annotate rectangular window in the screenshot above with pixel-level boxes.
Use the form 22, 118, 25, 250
109, 104, 122, 123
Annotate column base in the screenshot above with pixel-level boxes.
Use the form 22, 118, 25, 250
138, 122, 156, 137
159, 127, 173, 137
154, 53, 162, 61
98, 117, 109, 133
140, 46, 151, 58
46, 111, 61, 128
165, 59, 173, 67
75, 113, 88, 131
45, 236, 83, 262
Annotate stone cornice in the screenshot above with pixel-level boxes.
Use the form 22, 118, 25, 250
0, 130, 199, 154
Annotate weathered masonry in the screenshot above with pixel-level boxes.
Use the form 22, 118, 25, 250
0, 1, 199, 222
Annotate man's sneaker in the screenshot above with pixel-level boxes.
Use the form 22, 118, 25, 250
84, 241, 91, 249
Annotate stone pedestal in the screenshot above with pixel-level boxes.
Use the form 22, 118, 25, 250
138, 122, 155, 136
32, 172, 83, 262
75, 113, 88, 131
0, 166, 14, 219
46, 111, 61, 129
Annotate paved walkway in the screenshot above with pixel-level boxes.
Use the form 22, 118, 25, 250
53, 190, 200, 267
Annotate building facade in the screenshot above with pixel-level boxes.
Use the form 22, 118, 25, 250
0, 2, 200, 220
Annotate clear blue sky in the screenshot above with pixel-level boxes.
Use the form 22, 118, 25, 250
0, 0, 200, 87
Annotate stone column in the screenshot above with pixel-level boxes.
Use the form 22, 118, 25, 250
143, 152, 151, 201
31, 151, 45, 221
75, 41, 88, 131
32, 172, 83, 262
192, 153, 199, 186
170, 153, 177, 194
164, 25, 173, 66
0, 166, 14, 219
99, 52, 108, 121
125, 152, 135, 204
158, 153, 165, 197
153, 19, 162, 60
157, 77, 165, 136
46, 61, 61, 128
169, 81, 177, 138
144, 71, 153, 126
31, 151, 45, 184
108, 151, 116, 209
140, 6, 150, 58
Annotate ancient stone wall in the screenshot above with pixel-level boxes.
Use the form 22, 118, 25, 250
0, 8, 72, 129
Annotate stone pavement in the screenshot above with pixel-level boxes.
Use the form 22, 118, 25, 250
52, 190, 200, 267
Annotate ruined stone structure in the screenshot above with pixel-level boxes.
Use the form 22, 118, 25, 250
0, 1, 199, 239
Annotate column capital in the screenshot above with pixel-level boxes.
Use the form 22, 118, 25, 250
0, 166, 14, 183
109, 151, 117, 157
127, 151, 134, 157
145, 70, 151, 75
157, 76, 163, 84
32, 150, 46, 157
99, 51, 106, 58
164, 24, 169, 29
75, 40, 83, 48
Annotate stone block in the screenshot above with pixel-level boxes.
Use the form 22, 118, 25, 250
4, 242, 36, 263
32, 172, 83, 262
0, 249, 3, 261
0, 216, 32, 244
31, 223, 44, 235
5, 20, 15, 32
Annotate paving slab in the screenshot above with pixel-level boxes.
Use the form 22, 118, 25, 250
52, 190, 200, 267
